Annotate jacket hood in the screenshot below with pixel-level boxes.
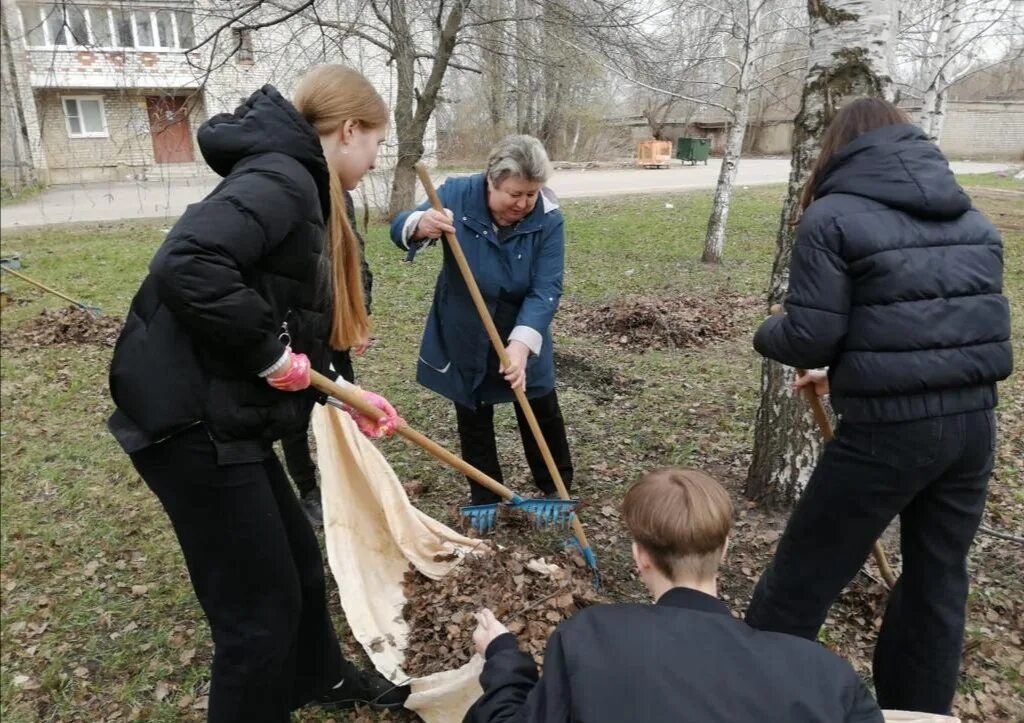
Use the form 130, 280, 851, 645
198, 85, 330, 214
815, 123, 971, 220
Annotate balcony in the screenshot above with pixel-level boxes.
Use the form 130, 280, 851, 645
17, 2, 203, 89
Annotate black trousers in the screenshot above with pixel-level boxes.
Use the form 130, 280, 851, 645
746, 410, 995, 714
455, 389, 574, 505
281, 351, 355, 496
131, 426, 347, 722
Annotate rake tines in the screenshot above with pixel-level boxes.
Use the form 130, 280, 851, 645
460, 504, 500, 533
524, 498, 579, 528
460, 496, 579, 533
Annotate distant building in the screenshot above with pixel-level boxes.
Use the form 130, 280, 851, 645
610, 101, 1024, 160
0, 1, 434, 186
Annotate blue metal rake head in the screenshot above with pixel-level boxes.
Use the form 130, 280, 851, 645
75, 302, 103, 316
460, 495, 579, 533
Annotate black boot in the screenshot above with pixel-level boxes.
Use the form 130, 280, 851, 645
315, 662, 410, 711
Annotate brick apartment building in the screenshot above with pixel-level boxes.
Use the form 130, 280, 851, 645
0, 0, 434, 186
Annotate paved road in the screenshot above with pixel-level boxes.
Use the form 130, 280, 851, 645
1, 158, 1010, 230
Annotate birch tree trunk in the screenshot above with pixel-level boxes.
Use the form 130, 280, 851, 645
569, 118, 581, 158
929, 89, 948, 142
745, 0, 897, 506
702, 92, 751, 263
699, 0, 768, 264
918, 0, 961, 141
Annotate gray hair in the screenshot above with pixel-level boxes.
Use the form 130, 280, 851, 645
486, 135, 553, 187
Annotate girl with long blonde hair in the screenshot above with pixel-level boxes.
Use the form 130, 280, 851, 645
108, 65, 409, 721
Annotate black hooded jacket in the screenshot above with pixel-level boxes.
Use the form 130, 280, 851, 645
754, 124, 1012, 423
108, 85, 336, 464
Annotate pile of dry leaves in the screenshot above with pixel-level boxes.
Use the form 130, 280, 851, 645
6, 306, 123, 349
401, 543, 604, 677
557, 293, 760, 350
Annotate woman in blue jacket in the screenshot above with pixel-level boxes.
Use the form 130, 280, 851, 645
746, 98, 1012, 715
390, 135, 573, 505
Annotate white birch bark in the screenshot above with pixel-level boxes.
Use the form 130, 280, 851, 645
702, 91, 751, 263
918, 0, 962, 141
746, 0, 898, 505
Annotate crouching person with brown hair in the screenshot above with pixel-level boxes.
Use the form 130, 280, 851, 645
464, 468, 883, 723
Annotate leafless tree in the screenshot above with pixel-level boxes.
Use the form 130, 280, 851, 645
897, 0, 1024, 140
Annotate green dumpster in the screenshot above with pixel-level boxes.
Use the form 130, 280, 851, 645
676, 137, 711, 165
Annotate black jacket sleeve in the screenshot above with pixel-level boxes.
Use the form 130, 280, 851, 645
465, 632, 572, 723
753, 207, 851, 369
149, 159, 309, 376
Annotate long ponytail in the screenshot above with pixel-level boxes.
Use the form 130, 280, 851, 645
327, 172, 369, 349
293, 65, 387, 350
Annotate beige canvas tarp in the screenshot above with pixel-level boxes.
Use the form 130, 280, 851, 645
312, 405, 487, 722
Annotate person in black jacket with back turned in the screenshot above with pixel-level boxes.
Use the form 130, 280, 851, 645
107, 66, 409, 721
746, 98, 1012, 715
465, 468, 883, 723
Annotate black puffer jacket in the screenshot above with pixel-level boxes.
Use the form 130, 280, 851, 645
108, 85, 335, 463
754, 124, 1012, 423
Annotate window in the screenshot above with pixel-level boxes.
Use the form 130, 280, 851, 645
62, 96, 108, 138
233, 28, 254, 63
133, 10, 154, 46
132, 8, 191, 49
65, 5, 88, 44
19, 4, 196, 49
42, 4, 69, 45
21, 3, 87, 47
112, 9, 133, 47
21, 5, 46, 45
88, 8, 113, 47
175, 10, 194, 48
155, 10, 174, 48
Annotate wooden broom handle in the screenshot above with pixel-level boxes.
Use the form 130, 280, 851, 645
412, 164, 591, 552
309, 370, 514, 502
770, 307, 897, 588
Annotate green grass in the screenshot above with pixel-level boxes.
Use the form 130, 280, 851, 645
1, 187, 1021, 721
0, 181, 46, 207
958, 171, 1024, 192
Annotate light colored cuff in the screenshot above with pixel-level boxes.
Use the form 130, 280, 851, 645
509, 326, 543, 356
401, 211, 426, 249
258, 349, 290, 378
334, 374, 354, 389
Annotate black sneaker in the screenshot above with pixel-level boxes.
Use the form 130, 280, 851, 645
299, 488, 323, 527
316, 666, 411, 711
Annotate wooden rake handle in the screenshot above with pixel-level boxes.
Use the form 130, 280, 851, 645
798, 386, 896, 588
1, 266, 93, 309
309, 370, 515, 503
412, 164, 591, 552
770, 307, 897, 589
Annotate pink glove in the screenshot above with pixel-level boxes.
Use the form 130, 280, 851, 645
266, 350, 311, 392
344, 390, 403, 439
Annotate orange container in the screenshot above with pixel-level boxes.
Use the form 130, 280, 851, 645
636, 139, 673, 169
